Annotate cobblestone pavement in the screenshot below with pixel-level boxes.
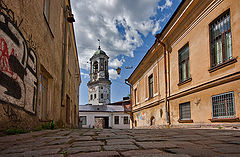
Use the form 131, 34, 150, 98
0, 128, 240, 157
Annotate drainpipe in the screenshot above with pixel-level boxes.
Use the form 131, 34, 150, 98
155, 38, 171, 125
125, 79, 134, 129
61, 5, 68, 106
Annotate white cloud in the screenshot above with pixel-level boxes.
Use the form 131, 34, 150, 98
109, 57, 125, 69
81, 72, 90, 79
108, 69, 120, 80
158, 0, 173, 11
71, 0, 165, 71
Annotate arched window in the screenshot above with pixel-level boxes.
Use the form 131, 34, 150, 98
93, 61, 98, 73
150, 116, 155, 126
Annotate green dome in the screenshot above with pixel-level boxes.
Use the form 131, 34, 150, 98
94, 46, 106, 56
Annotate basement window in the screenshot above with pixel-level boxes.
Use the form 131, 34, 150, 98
212, 92, 235, 119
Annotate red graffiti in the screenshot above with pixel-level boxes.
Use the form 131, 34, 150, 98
0, 38, 18, 80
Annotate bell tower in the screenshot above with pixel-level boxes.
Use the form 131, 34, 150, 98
87, 45, 111, 105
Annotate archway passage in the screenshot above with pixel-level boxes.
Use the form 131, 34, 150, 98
150, 116, 155, 126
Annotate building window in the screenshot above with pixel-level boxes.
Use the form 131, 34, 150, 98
179, 102, 191, 120
134, 88, 137, 105
148, 75, 153, 98
101, 93, 103, 99
212, 92, 235, 119
94, 94, 96, 99
124, 116, 129, 124
80, 116, 87, 125
90, 94, 93, 100
179, 43, 190, 83
114, 116, 119, 124
39, 73, 48, 120
43, 0, 50, 22
209, 9, 232, 68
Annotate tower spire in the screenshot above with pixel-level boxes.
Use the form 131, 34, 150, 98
97, 39, 101, 50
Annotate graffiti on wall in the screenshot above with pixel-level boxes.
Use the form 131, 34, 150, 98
136, 111, 146, 121
0, 3, 37, 114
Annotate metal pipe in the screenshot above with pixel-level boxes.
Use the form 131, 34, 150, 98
155, 38, 170, 125
61, 5, 68, 106
125, 79, 134, 129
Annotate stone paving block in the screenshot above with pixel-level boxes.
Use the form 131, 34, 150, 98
0, 152, 24, 157
166, 147, 220, 157
120, 149, 164, 156
135, 141, 178, 149
0, 147, 30, 154
103, 144, 138, 151
69, 151, 120, 157
67, 146, 101, 154
34, 144, 71, 150
134, 137, 168, 142
24, 148, 61, 157
211, 144, 240, 154
47, 138, 71, 145
106, 139, 134, 145
72, 141, 104, 147
72, 136, 93, 141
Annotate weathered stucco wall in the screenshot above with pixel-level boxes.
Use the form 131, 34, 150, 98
0, 0, 80, 130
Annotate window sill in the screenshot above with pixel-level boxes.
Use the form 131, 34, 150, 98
178, 119, 193, 123
209, 117, 239, 122
43, 13, 54, 38
178, 77, 192, 86
208, 57, 237, 73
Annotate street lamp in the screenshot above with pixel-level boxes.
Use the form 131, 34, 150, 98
116, 67, 121, 75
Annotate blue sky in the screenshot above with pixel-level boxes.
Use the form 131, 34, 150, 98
71, 0, 181, 105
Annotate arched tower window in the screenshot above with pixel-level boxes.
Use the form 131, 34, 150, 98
93, 61, 98, 73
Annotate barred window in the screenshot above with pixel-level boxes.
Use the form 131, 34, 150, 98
209, 9, 232, 67
179, 102, 191, 120
212, 92, 235, 118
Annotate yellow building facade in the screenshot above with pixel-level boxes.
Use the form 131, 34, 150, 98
128, 0, 240, 128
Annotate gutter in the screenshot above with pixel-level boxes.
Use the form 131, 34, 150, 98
155, 37, 170, 125
61, 5, 68, 106
125, 79, 134, 129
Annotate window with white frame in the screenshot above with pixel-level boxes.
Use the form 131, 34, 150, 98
124, 116, 129, 124
209, 9, 232, 67
212, 92, 235, 118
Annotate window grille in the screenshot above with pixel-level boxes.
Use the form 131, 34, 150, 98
212, 92, 235, 118
179, 102, 191, 120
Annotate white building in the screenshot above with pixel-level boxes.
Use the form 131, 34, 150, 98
79, 46, 131, 129
79, 105, 130, 129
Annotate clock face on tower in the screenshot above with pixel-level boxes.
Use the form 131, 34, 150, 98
99, 73, 104, 77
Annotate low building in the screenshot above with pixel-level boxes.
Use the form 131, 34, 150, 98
0, 0, 81, 130
127, 0, 240, 128
79, 104, 130, 129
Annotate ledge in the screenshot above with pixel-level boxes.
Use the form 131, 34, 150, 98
208, 57, 237, 73
178, 119, 193, 123
177, 77, 192, 86
209, 117, 240, 122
